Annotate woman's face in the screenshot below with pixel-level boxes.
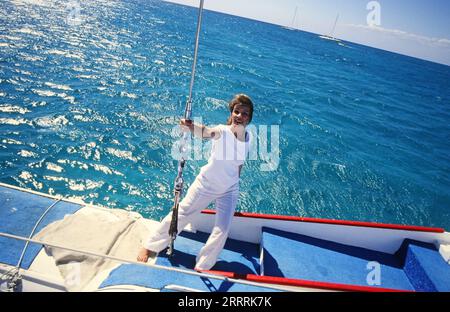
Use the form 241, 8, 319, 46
231, 104, 251, 127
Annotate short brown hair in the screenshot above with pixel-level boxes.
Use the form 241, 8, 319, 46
227, 94, 254, 125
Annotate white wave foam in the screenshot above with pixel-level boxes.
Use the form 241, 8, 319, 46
35, 115, 69, 128
120, 91, 138, 99
73, 111, 109, 125
47, 49, 83, 60
106, 147, 138, 162
64, 95, 75, 104
22, 54, 44, 62
66, 147, 77, 154
78, 142, 98, 160
19, 171, 33, 180
77, 74, 97, 79
57, 159, 89, 170
154, 182, 168, 199
93, 149, 100, 161
0, 105, 31, 114
46, 162, 64, 173
27, 159, 44, 169
44, 82, 73, 91
68, 179, 104, 191
152, 19, 166, 25
7, 78, 20, 85
121, 60, 133, 67
129, 111, 148, 123
100, 38, 121, 48
65, 181, 82, 191
43, 175, 68, 182
91, 164, 124, 176
32, 89, 57, 97
11, 0, 52, 7
334, 163, 347, 176
73, 115, 89, 122
30, 101, 47, 107
56, 157, 123, 176
121, 182, 143, 197
17, 69, 32, 76
18, 150, 37, 157
92, 163, 113, 175
13, 27, 44, 37
206, 97, 227, 110
110, 60, 133, 69
2, 138, 23, 145
72, 66, 84, 72
0, 118, 32, 126
34, 87, 74, 102
0, 35, 22, 41
18, 170, 43, 190
57, 92, 75, 104
0, 92, 6, 97
210, 62, 235, 70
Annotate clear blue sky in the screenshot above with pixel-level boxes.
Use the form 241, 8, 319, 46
166, 0, 450, 66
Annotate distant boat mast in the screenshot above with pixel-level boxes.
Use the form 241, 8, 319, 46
290, 6, 298, 29
319, 13, 341, 42
284, 6, 300, 30
330, 13, 339, 38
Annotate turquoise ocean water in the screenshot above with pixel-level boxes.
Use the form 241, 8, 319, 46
1, 0, 449, 229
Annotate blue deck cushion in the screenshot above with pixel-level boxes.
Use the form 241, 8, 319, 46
261, 227, 415, 291
398, 239, 450, 292
0, 186, 82, 269
99, 264, 281, 292
156, 231, 260, 275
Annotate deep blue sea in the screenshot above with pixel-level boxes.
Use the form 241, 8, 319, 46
1, 0, 449, 229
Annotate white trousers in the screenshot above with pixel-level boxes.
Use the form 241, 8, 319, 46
145, 177, 239, 270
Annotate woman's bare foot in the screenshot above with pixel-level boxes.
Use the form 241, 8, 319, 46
137, 247, 155, 263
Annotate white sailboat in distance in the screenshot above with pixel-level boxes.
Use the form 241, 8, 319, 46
284, 6, 300, 31
319, 13, 341, 42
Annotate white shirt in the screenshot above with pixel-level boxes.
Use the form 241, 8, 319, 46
198, 125, 251, 192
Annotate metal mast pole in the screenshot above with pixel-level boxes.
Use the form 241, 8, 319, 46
167, 0, 205, 257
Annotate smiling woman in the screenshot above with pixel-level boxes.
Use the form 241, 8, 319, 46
226, 94, 254, 129
138, 93, 254, 269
